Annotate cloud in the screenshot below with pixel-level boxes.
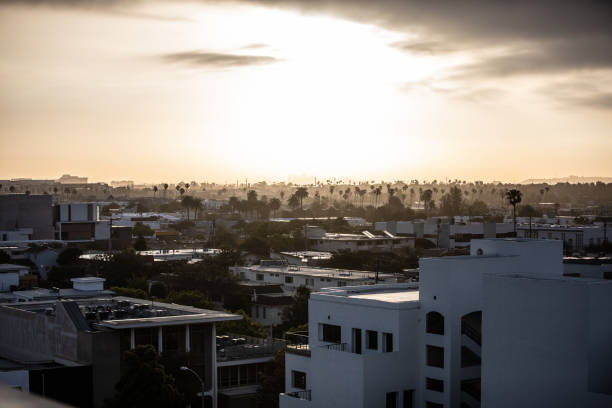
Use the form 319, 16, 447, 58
391, 39, 457, 55
240, 43, 268, 50
161, 50, 279, 68
539, 79, 612, 110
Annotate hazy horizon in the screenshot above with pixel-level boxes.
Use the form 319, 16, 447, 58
1, 1, 611, 183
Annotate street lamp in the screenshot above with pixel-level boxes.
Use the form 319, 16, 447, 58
180, 366, 206, 408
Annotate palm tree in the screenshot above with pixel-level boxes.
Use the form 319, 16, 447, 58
163, 183, 169, 198
294, 187, 309, 210
420, 189, 433, 218
153, 185, 158, 198
372, 186, 382, 207
269, 198, 281, 217
506, 189, 523, 235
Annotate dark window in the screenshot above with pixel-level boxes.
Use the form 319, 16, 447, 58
292, 371, 306, 389
426, 311, 444, 335
403, 390, 414, 408
321, 324, 341, 343
87, 204, 93, 220
426, 345, 444, 368
366, 330, 378, 350
263, 307, 266, 319
386, 392, 397, 408
353, 328, 362, 354
285, 276, 294, 284
383, 332, 393, 352
461, 378, 481, 402
256, 273, 264, 281
426, 378, 444, 392
426, 403, 443, 408
163, 325, 184, 352
135, 327, 156, 348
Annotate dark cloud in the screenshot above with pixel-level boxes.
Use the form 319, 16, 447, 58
240, 43, 268, 50
539, 80, 612, 110
162, 50, 279, 68
391, 40, 457, 55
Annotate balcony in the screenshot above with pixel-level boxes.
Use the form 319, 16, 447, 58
286, 390, 311, 401
285, 331, 311, 357
216, 333, 285, 362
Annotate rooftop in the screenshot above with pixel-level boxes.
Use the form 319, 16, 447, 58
0, 264, 30, 272
239, 263, 396, 280
313, 283, 420, 309
3, 296, 241, 329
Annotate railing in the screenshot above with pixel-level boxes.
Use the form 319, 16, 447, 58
322, 342, 348, 352
285, 331, 311, 357
217, 333, 285, 361
286, 390, 312, 401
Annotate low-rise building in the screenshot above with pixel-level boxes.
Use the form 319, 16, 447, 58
0, 290, 241, 407
306, 226, 414, 253
0, 194, 54, 240
231, 260, 400, 295
54, 203, 110, 244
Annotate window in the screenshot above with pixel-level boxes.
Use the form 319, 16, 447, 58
426, 345, 444, 368
306, 278, 314, 286
366, 330, 378, 350
426, 402, 443, 408
256, 273, 264, 281
255, 305, 259, 318
321, 324, 341, 343
461, 346, 481, 367
403, 390, 414, 408
386, 392, 397, 408
352, 328, 362, 354
426, 312, 445, 335
292, 371, 306, 389
263, 307, 267, 319
285, 276, 294, 284
426, 378, 444, 392
383, 332, 393, 352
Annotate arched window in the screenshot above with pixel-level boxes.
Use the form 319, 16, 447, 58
426, 311, 444, 335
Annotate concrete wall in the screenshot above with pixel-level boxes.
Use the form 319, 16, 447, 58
0, 195, 54, 240
482, 274, 612, 408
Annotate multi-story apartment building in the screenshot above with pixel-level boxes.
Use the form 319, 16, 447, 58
54, 203, 110, 244
281, 238, 612, 408
306, 226, 414, 252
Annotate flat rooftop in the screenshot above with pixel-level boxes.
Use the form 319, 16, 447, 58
313, 283, 420, 309
238, 264, 396, 280
3, 296, 240, 329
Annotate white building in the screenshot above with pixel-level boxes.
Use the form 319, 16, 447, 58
517, 223, 609, 252
230, 260, 400, 295
306, 226, 414, 253
54, 203, 110, 243
0, 264, 30, 292
281, 238, 612, 408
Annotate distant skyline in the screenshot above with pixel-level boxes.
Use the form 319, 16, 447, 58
1, 1, 611, 183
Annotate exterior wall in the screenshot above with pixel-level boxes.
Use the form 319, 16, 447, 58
303, 290, 420, 408
0, 195, 54, 240
309, 238, 413, 253
0, 273, 19, 291
252, 303, 285, 327
482, 275, 612, 408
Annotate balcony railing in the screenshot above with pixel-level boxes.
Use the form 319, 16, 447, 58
217, 333, 285, 362
286, 390, 312, 401
322, 342, 348, 352
285, 331, 311, 357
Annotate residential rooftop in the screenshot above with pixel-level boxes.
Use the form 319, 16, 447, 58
313, 283, 420, 309
239, 262, 396, 280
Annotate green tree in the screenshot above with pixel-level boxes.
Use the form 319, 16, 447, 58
167, 290, 213, 309
518, 204, 541, 238
104, 345, 183, 408
506, 189, 523, 235
439, 186, 464, 216
133, 235, 148, 251
150, 281, 168, 298
420, 189, 433, 218
57, 247, 83, 265
269, 198, 281, 217
282, 286, 310, 330
294, 187, 309, 210
217, 309, 267, 338
133, 222, 154, 237
255, 349, 285, 408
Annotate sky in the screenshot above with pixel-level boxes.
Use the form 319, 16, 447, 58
0, 0, 611, 184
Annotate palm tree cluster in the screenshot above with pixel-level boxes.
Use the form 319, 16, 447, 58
180, 195, 202, 220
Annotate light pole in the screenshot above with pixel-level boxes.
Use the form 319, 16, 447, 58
180, 366, 205, 408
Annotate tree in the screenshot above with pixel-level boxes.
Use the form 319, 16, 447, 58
269, 198, 281, 217
153, 185, 158, 198
149, 281, 168, 298
439, 186, 463, 216
255, 349, 285, 408
167, 290, 213, 309
506, 189, 523, 235
133, 235, 147, 251
282, 286, 310, 329
133, 222, 154, 237
163, 183, 169, 198
217, 309, 267, 338
420, 189, 433, 218
468, 200, 489, 218
294, 187, 309, 210
57, 247, 83, 265
287, 194, 300, 210
104, 345, 183, 408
